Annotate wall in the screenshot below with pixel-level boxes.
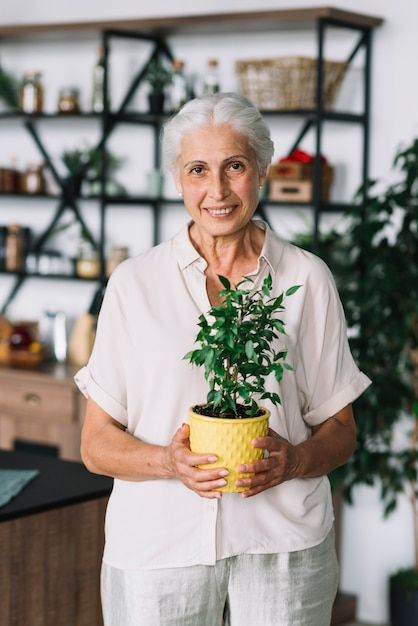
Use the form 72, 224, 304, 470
1, 1, 417, 623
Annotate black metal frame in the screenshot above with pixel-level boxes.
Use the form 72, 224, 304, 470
258, 17, 373, 248
0, 30, 174, 314
0, 17, 374, 312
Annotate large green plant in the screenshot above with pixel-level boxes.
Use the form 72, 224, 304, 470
184, 274, 300, 418
295, 138, 418, 574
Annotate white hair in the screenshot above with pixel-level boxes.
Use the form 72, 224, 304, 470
161, 92, 274, 176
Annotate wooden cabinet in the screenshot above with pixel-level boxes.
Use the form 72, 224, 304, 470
0, 450, 112, 626
0, 364, 85, 460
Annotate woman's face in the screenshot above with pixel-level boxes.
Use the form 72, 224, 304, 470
176, 123, 265, 240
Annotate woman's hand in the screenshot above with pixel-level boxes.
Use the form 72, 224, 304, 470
236, 405, 356, 498
235, 428, 301, 498
165, 423, 229, 499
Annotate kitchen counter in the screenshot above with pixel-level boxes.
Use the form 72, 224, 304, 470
0, 450, 112, 626
0, 449, 112, 522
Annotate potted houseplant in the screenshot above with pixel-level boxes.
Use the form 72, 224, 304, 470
143, 58, 172, 114
61, 146, 126, 197
294, 137, 418, 625
184, 274, 300, 492
0, 65, 19, 110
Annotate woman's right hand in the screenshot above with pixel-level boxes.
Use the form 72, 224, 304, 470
165, 423, 228, 498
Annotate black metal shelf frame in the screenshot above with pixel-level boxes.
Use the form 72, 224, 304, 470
259, 16, 373, 244
0, 16, 374, 314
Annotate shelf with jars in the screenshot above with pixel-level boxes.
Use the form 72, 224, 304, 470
0, 7, 382, 320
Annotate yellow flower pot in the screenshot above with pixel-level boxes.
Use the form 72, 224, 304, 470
188, 407, 270, 493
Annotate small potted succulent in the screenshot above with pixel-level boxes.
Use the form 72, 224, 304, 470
184, 274, 300, 492
143, 58, 172, 114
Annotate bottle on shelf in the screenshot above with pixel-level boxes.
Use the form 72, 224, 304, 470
19, 71, 44, 114
76, 241, 100, 278
5, 224, 24, 272
106, 245, 129, 277
92, 44, 106, 113
0, 160, 20, 193
58, 87, 80, 114
169, 59, 189, 111
0, 226, 8, 270
202, 59, 220, 96
21, 163, 46, 194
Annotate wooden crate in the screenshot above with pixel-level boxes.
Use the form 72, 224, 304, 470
268, 179, 331, 202
268, 161, 334, 182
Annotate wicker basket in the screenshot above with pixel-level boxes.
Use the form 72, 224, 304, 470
235, 56, 347, 111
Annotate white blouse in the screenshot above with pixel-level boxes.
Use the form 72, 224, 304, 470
75, 220, 371, 570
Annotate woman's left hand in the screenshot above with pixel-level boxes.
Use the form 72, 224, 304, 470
236, 428, 301, 498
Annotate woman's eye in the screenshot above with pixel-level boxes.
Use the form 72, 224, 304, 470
190, 166, 204, 175
229, 162, 244, 171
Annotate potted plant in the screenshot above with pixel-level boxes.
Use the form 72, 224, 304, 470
143, 58, 172, 114
61, 146, 126, 197
184, 274, 300, 492
0, 65, 19, 110
294, 138, 418, 625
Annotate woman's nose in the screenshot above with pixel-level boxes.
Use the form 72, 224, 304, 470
208, 172, 229, 200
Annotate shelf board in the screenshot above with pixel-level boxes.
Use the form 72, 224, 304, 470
0, 111, 101, 120
260, 110, 365, 123
111, 110, 366, 124
0, 110, 366, 125
263, 201, 356, 212
0, 191, 60, 199
0, 9, 383, 38
0, 270, 99, 281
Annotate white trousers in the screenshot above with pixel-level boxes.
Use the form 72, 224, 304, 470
101, 528, 338, 626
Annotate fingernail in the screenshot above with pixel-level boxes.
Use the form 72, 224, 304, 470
208, 456, 217, 463
218, 479, 227, 486
219, 470, 229, 477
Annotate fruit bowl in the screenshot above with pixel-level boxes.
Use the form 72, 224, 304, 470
10, 347, 43, 368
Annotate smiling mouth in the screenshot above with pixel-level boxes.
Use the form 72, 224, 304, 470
205, 206, 236, 217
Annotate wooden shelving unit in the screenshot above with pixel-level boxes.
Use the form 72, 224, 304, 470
0, 7, 383, 318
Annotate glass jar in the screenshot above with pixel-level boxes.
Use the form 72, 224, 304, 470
58, 87, 80, 114
19, 71, 44, 114
106, 245, 129, 277
76, 242, 100, 279
5, 224, 24, 272
0, 168, 20, 193
21, 164, 46, 194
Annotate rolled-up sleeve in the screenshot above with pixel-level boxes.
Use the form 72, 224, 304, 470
74, 271, 129, 426
295, 259, 371, 427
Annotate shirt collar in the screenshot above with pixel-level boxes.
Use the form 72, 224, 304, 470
173, 219, 282, 275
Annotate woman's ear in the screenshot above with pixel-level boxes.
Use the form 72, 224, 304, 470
175, 181, 183, 197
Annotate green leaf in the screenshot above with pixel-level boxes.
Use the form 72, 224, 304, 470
272, 319, 285, 334
218, 275, 231, 290
245, 340, 255, 361
285, 285, 302, 296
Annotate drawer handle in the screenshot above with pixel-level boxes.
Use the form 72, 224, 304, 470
23, 393, 41, 407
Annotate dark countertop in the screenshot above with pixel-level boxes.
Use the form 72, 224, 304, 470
0, 450, 113, 523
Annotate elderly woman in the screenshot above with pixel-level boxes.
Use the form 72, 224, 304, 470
76, 93, 371, 626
